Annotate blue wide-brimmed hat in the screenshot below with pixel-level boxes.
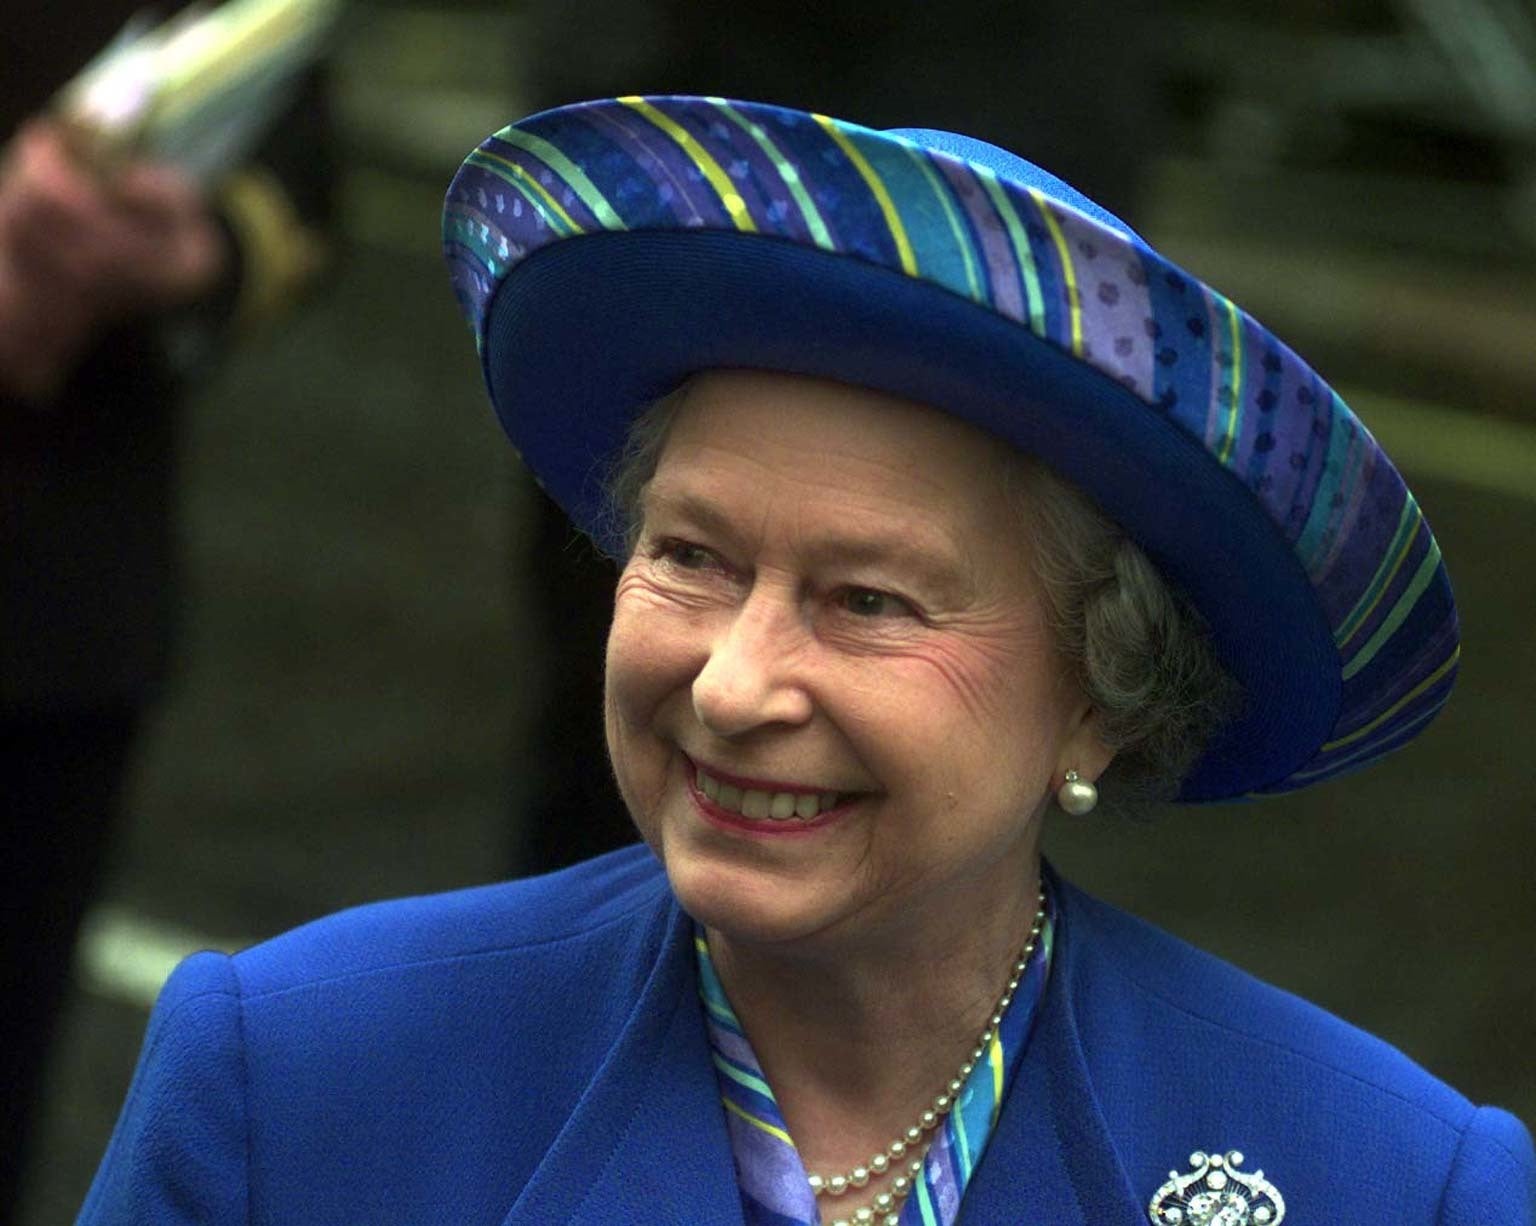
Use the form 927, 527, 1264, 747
442, 95, 1458, 803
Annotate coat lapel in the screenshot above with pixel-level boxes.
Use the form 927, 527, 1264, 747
960, 878, 1146, 1225
498, 873, 1146, 1226
498, 899, 744, 1226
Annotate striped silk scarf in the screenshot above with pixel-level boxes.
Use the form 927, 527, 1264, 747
695, 896, 1055, 1226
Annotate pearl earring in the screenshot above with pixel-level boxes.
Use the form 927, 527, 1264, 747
1056, 769, 1098, 815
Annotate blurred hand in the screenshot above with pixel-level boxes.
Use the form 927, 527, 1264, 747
0, 118, 228, 401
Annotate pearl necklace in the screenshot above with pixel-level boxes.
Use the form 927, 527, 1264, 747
805, 888, 1047, 1226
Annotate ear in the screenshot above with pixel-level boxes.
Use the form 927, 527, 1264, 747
1053, 701, 1115, 790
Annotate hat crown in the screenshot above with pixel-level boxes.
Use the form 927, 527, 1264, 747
885, 126, 1143, 241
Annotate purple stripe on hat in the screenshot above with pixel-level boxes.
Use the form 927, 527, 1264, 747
1337, 613, 1459, 738
1316, 441, 1377, 599
473, 142, 586, 233
1159, 272, 1221, 452
1240, 337, 1287, 508
1233, 349, 1323, 542
1281, 703, 1440, 788
1285, 654, 1455, 787
1022, 194, 1070, 345
1273, 366, 1335, 547
1339, 509, 1429, 653
662, 102, 792, 235
449, 184, 516, 235
475, 139, 599, 232
447, 202, 521, 255
583, 104, 714, 226
934, 157, 1024, 324
1323, 630, 1457, 788
1050, 208, 1156, 401
1295, 398, 1368, 585
449, 160, 566, 250
1326, 459, 1415, 634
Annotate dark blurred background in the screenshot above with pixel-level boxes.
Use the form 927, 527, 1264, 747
10, 0, 1536, 1220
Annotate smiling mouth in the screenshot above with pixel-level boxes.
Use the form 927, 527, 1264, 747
692, 764, 851, 822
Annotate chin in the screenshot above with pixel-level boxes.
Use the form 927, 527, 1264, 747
658, 838, 837, 949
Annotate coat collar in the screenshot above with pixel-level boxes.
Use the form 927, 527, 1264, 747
500, 871, 1141, 1226
498, 894, 744, 1226
963, 872, 1145, 1223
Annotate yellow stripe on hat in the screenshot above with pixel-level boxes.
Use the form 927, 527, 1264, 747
1283, 699, 1443, 788
1217, 295, 1243, 465
1341, 538, 1444, 682
977, 168, 1045, 335
708, 98, 834, 250
619, 97, 757, 232
813, 114, 917, 276
494, 127, 624, 230
1324, 643, 1459, 752
1336, 498, 1422, 648
1028, 189, 1082, 357
465, 149, 584, 236
904, 144, 982, 301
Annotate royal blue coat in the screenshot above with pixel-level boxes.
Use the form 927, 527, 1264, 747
80, 846, 1534, 1224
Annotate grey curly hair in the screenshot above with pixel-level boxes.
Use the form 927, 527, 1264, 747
601, 380, 1239, 809
999, 455, 1240, 807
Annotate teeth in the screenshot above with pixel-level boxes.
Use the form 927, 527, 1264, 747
696, 770, 842, 822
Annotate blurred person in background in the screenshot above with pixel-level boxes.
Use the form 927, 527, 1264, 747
77, 94, 1532, 1224
0, 4, 332, 1217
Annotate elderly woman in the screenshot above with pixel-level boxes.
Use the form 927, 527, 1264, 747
82, 97, 1532, 1226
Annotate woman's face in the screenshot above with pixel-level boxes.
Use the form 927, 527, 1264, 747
605, 370, 1109, 953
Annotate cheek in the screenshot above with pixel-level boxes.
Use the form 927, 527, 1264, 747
604, 619, 666, 750
602, 627, 671, 845
900, 630, 1062, 732
604, 576, 710, 772
864, 634, 1069, 819
607, 584, 702, 709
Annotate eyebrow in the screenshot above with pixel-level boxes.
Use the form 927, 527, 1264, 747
641, 487, 971, 601
640, 487, 738, 541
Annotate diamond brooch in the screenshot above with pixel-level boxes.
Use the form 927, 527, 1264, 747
1148, 1150, 1285, 1226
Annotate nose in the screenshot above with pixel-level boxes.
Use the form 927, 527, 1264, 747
692, 588, 814, 738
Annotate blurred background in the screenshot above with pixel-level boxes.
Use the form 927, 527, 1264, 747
6, 0, 1534, 1220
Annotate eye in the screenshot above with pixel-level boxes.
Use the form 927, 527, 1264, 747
652, 538, 720, 572
837, 587, 916, 619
